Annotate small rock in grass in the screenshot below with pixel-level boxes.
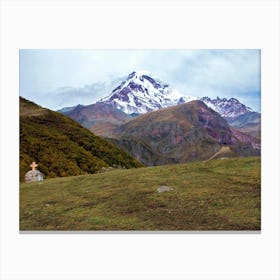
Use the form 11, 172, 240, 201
157, 186, 173, 193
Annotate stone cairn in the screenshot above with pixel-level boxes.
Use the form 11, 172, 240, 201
25, 161, 43, 183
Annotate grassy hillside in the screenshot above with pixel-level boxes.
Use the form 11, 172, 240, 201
20, 97, 142, 181
20, 157, 261, 231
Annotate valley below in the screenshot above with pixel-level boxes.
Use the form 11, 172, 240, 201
20, 157, 261, 231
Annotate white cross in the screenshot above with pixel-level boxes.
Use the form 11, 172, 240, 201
30, 161, 38, 171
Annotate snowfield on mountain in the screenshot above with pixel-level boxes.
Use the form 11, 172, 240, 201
99, 71, 197, 115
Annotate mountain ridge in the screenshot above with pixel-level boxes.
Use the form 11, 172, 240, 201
199, 96, 261, 138
62, 102, 131, 137
58, 72, 260, 133
109, 100, 260, 166
200, 96, 253, 119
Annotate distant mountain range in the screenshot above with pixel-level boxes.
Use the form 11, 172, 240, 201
20, 97, 142, 181
200, 96, 253, 119
200, 96, 261, 138
60, 71, 261, 139
57, 71, 260, 166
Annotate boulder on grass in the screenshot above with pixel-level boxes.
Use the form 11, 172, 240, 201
25, 170, 43, 183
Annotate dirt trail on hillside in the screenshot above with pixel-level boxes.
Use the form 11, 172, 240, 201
205, 146, 232, 162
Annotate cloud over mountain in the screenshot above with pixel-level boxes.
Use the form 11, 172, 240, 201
20, 49, 261, 112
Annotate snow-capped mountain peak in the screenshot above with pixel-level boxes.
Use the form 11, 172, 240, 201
98, 71, 197, 114
200, 96, 253, 119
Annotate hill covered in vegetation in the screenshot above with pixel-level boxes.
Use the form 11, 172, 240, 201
20, 97, 142, 181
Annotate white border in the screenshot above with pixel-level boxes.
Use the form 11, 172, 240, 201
1, 1, 280, 279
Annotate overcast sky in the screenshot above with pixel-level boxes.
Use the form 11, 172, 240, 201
20, 49, 261, 111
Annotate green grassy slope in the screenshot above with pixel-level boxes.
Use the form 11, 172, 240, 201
20, 97, 142, 181
20, 157, 261, 231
